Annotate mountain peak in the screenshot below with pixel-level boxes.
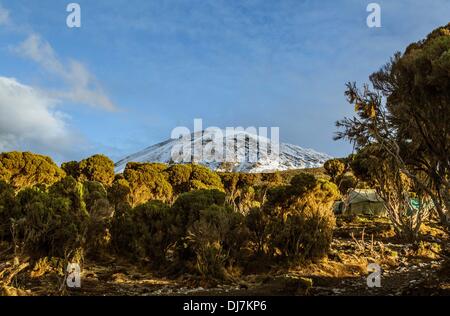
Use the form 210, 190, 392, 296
115, 129, 331, 173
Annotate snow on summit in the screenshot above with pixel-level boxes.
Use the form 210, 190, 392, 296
114, 129, 332, 173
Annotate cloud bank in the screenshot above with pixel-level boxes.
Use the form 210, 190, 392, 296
0, 76, 78, 160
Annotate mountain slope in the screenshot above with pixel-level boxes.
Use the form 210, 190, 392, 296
115, 129, 332, 173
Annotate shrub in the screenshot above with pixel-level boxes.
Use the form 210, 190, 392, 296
14, 186, 89, 259
172, 189, 226, 229
190, 165, 224, 191
83, 181, 114, 255
123, 162, 173, 206
108, 177, 131, 209
165, 164, 224, 195
0, 180, 20, 240
324, 159, 346, 182
172, 190, 247, 280
7, 177, 115, 260
252, 174, 338, 264
111, 200, 174, 266
61, 161, 80, 179
0, 152, 65, 190
245, 207, 270, 255
164, 164, 193, 194
62, 154, 115, 186
337, 174, 358, 194
268, 178, 338, 262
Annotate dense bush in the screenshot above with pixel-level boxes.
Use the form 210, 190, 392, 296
1, 176, 112, 260
336, 174, 358, 194
0, 150, 339, 280
61, 154, 115, 186
14, 185, 88, 259
0, 152, 65, 190
324, 159, 346, 182
172, 190, 248, 279
111, 200, 174, 266
165, 164, 224, 195
83, 181, 114, 254
0, 180, 20, 240
249, 173, 339, 263
219, 172, 265, 213
122, 162, 173, 206
107, 176, 131, 209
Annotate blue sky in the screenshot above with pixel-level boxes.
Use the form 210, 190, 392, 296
0, 0, 449, 163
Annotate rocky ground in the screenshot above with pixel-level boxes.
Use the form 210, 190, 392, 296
1, 215, 449, 296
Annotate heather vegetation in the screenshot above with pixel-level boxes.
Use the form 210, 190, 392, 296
0, 151, 338, 289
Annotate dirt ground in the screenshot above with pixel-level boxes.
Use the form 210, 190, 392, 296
1, 215, 449, 296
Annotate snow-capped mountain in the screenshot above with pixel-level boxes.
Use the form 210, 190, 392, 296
114, 129, 332, 173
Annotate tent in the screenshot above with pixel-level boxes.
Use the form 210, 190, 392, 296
342, 189, 386, 216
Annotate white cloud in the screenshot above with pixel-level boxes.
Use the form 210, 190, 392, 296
14, 34, 116, 111
0, 76, 78, 158
0, 3, 9, 25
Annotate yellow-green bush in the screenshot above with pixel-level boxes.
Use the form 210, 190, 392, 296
165, 164, 224, 195
14, 185, 88, 259
0, 180, 20, 240
172, 190, 248, 279
248, 174, 339, 263
122, 162, 173, 206
110, 200, 175, 266
83, 181, 114, 255
0, 152, 65, 190
62, 154, 115, 186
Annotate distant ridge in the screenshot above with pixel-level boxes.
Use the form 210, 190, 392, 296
115, 129, 332, 173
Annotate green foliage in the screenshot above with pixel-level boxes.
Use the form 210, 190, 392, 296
78, 155, 115, 186
172, 190, 247, 279
0, 176, 114, 260
14, 186, 89, 259
267, 173, 318, 207
237, 173, 261, 187
267, 178, 338, 262
219, 172, 265, 213
336, 23, 450, 231
190, 165, 224, 190
261, 172, 282, 185
83, 181, 113, 254
108, 177, 131, 209
164, 164, 193, 194
219, 172, 240, 195
61, 161, 80, 179
0, 152, 65, 190
0, 150, 343, 274
48, 176, 86, 212
337, 174, 358, 194
61, 155, 115, 186
183, 204, 246, 279
245, 207, 270, 255
123, 162, 173, 206
165, 164, 224, 195
324, 159, 346, 182
111, 200, 174, 265
0, 180, 20, 240
172, 189, 226, 229
249, 175, 339, 264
